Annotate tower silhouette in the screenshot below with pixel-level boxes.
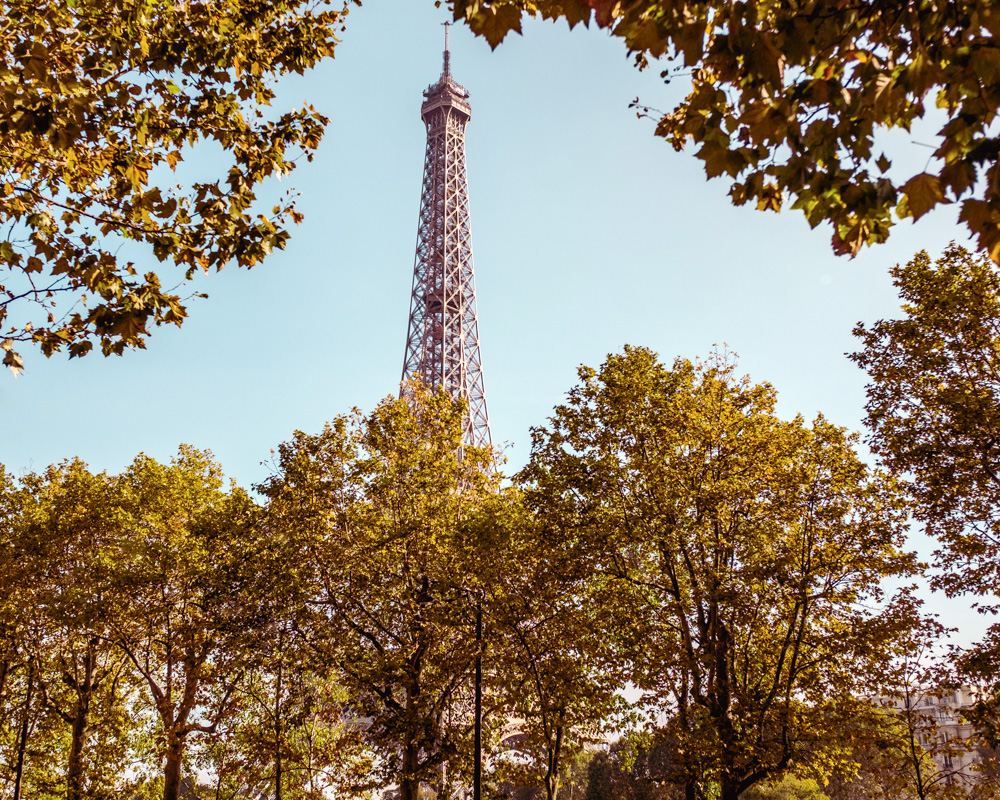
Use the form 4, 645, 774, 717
400, 24, 492, 450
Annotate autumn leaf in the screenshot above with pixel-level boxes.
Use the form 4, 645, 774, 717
467, 3, 523, 49
959, 199, 995, 233
2, 348, 24, 377
899, 172, 946, 221
587, 0, 619, 28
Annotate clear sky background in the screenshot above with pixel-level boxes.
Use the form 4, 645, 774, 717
1, 3, 986, 640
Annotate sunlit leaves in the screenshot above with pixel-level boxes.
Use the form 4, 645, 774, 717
1, 0, 356, 373
521, 346, 926, 800
262, 385, 503, 800
899, 173, 948, 222
465, 2, 525, 47
450, 0, 1000, 262
852, 245, 1000, 734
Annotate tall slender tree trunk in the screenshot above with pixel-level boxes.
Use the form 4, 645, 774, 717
13, 661, 35, 800
0, 657, 9, 704
274, 653, 283, 800
67, 641, 97, 800
400, 572, 430, 800
473, 602, 483, 800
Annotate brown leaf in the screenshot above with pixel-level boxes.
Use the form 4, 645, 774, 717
3, 348, 24, 377
468, 4, 523, 49
587, 0, 618, 28
958, 199, 994, 235
899, 172, 946, 221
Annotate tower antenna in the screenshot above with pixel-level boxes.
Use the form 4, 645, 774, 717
443, 21, 451, 77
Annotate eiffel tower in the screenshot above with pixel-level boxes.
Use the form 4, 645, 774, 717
400, 24, 492, 450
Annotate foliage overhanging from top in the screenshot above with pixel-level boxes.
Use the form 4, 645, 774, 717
450, 0, 1000, 261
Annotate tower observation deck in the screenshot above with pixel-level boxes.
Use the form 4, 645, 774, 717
400, 25, 492, 450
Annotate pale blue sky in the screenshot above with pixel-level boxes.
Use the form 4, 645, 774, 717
1, 2, 982, 637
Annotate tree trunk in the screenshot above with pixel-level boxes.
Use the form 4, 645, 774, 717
67, 641, 97, 800
162, 738, 185, 800
545, 723, 563, 800
719, 779, 741, 800
13, 661, 35, 800
400, 572, 430, 800
274, 654, 283, 800
400, 741, 419, 800
473, 603, 482, 800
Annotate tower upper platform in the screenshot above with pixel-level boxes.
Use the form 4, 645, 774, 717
421, 24, 471, 122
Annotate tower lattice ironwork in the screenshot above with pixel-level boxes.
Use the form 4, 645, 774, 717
401, 25, 491, 449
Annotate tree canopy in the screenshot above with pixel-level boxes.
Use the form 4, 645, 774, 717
1, 0, 353, 375
0, 448, 372, 800
0, 358, 984, 798
852, 243, 1000, 757
262, 386, 506, 800
519, 346, 927, 800
853, 244, 1000, 603
451, 0, 1000, 261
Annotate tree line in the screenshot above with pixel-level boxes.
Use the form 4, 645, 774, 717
7, 265, 1000, 800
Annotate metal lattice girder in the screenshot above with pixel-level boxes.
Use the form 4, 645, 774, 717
400, 31, 492, 450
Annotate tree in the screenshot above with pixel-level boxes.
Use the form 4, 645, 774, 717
1, 447, 372, 800
450, 0, 1000, 261
14, 459, 138, 800
103, 447, 269, 800
821, 705, 935, 800
0, 464, 36, 800
852, 244, 1000, 741
853, 245, 1000, 602
488, 517, 625, 800
0, 459, 154, 800
520, 346, 927, 800
969, 741, 1000, 800
1, 0, 354, 375
839, 642, 972, 800
262, 387, 505, 800
195, 615, 376, 800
